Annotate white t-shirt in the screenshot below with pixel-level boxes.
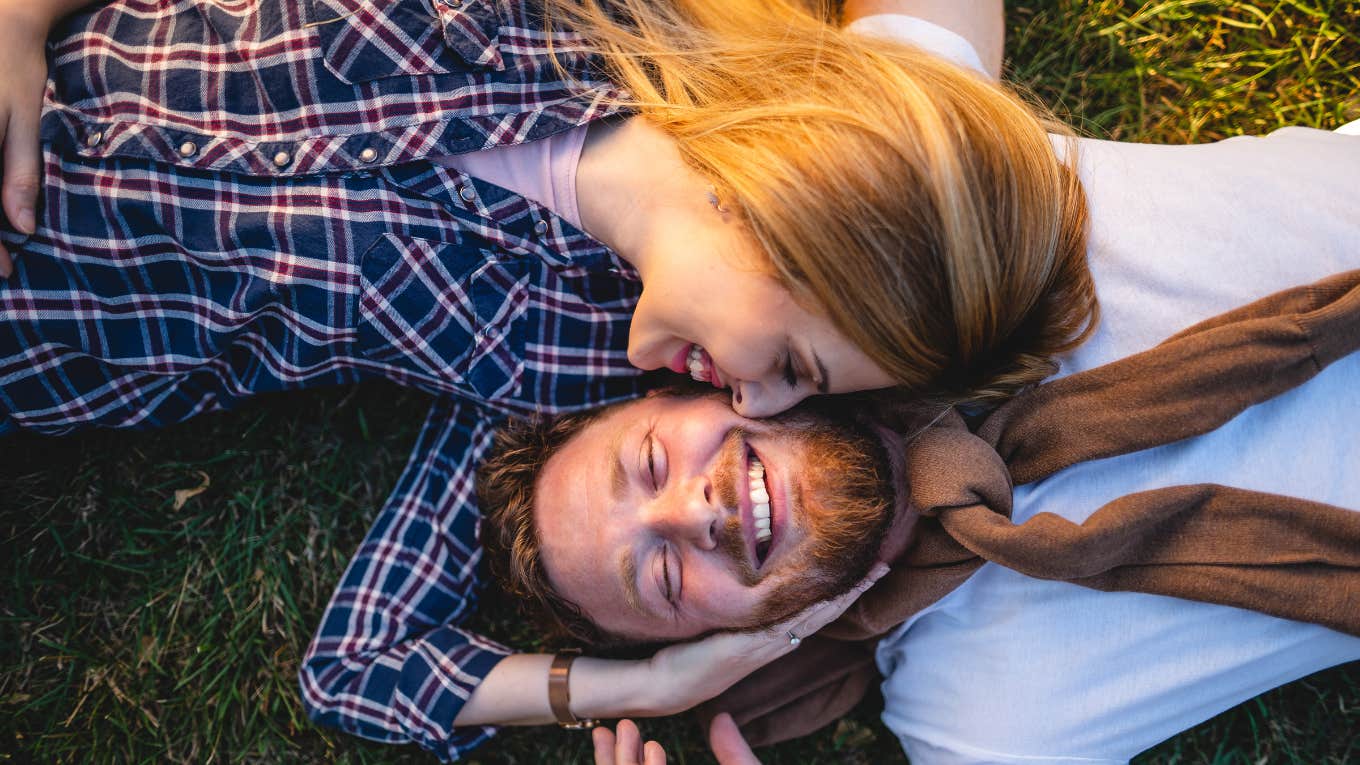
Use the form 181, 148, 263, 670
855, 15, 1360, 765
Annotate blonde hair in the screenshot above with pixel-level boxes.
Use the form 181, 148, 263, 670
541, 0, 1097, 404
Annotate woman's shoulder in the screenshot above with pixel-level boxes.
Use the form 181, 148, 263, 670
843, 14, 989, 77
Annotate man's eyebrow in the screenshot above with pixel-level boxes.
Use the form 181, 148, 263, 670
610, 427, 627, 503
618, 548, 653, 619
813, 349, 830, 394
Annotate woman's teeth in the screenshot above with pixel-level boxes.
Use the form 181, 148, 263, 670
749, 456, 771, 541
687, 345, 707, 382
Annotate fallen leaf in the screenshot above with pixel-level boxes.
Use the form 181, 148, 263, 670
173, 471, 211, 510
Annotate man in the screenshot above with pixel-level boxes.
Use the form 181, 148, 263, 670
478, 383, 1360, 763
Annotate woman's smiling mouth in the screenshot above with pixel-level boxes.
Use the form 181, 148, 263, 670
686, 344, 725, 388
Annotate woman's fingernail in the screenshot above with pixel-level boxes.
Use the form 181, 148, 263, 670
871, 562, 890, 579
17, 208, 35, 234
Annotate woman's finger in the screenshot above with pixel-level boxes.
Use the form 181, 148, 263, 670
708, 712, 761, 765
643, 739, 667, 765
779, 561, 890, 638
593, 725, 618, 765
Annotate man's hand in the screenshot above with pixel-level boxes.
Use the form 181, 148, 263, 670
0, 0, 92, 277
707, 712, 761, 764
631, 562, 889, 717
593, 719, 667, 765
591, 714, 760, 765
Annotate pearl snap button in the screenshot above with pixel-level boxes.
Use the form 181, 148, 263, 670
86, 131, 104, 147
533, 220, 549, 236
458, 185, 476, 202
179, 141, 198, 157
272, 151, 292, 167
359, 147, 378, 162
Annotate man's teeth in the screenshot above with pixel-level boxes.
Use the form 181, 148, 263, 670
749, 456, 771, 541
687, 346, 706, 382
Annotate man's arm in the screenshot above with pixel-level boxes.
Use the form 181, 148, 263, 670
298, 398, 513, 759
842, 0, 1004, 79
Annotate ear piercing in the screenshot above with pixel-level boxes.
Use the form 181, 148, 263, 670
706, 185, 730, 214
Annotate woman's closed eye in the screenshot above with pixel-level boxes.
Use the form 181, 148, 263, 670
780, 344, 829, 394
781, 351, 799, 388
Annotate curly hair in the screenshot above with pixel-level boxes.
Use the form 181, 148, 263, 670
477, 408, 620, 647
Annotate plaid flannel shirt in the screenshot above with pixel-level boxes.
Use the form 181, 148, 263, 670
0, 0, 648, 758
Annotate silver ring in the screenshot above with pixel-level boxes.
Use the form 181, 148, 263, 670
787, 631, 801, 646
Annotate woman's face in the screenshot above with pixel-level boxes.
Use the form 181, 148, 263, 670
579, 116, 894, 414
626, 211, 895, 418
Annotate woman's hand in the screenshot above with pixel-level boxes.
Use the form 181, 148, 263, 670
0, 0, 82, 277
592, 713, 761, 765
631, 562, 889, 717
454, 564, 888, 728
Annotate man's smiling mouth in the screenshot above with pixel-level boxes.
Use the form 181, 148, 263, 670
741, 443, 779, 569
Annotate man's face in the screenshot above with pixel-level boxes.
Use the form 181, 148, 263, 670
534, 393, 892, 643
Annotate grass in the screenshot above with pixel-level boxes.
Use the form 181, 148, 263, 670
3, 1, 1359, 763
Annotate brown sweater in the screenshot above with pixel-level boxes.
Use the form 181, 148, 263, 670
701, 269, 1360, 747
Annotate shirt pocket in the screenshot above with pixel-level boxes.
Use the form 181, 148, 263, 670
311, 0, 505, 84
356, 233, 528, 401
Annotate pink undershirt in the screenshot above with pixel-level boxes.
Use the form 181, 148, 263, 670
434, 124, 592, 230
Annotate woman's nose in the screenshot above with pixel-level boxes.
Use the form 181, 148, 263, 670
731, 380, 803, 418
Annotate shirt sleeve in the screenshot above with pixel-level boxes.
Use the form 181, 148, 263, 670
844, 14, 989, 77
299, 396, 512, 761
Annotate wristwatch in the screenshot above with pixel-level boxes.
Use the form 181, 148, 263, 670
549, 650, 600, 730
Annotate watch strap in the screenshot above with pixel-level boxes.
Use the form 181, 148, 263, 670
548, 651, 598, 729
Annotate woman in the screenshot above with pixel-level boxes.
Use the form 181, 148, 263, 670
0, 0, 1089, 427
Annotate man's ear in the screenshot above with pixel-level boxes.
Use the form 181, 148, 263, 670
876, 501, 920, 565
869, 423, 919, 564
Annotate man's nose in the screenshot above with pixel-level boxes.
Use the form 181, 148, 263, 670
643, 474, 721, 550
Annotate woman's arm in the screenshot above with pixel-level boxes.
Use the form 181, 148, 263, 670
842, 0, 1004, 79
454, 564, 888, 726
0, 0, 99, 276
